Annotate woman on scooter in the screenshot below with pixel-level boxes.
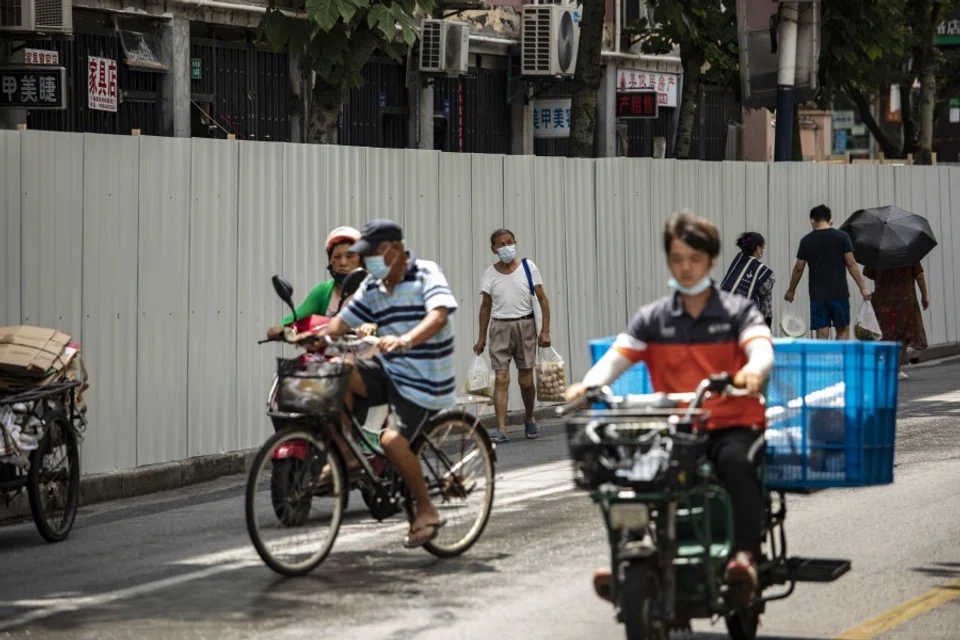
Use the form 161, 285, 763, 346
565, 212, 774, 606
265, 226, 363, 340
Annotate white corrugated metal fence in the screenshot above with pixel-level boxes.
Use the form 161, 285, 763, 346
1, 131, 958, 474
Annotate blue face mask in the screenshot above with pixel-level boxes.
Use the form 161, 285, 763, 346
668, 276, 713, 296
497, 245, 517, 263
365, 255, 391, 280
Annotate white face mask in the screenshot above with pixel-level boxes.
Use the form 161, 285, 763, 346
497, 245, 517, 263
668, 276, 712, 296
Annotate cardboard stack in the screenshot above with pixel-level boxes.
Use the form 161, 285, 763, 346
0, 326, 83, 398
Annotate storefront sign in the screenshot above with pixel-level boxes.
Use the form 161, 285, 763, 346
615, 69, 679, 108
615, 90, 658, 119
88, 56, 118, 113
191, 58, 202, 80
935, 11, 960, 46
24, 49, 59, 65
832, 110, 855, 129
0, 66, 66, 110
532, 98, 571, 139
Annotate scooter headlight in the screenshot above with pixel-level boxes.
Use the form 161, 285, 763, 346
609, 503, 649, 531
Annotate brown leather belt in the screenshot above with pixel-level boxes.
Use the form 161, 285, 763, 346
492, 313, 534, 322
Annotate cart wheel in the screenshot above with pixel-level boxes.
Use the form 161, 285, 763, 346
27, 413, 81, 543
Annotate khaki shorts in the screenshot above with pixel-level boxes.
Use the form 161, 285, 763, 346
488, 316, 537, 371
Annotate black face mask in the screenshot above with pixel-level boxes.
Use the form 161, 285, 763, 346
331, 270, 348, 287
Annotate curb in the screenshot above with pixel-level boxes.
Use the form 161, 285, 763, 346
0, 449, 257, 525
908, 342, 960, 364
0, 406, 549, 524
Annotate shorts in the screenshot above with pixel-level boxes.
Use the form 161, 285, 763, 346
355, 359, 434, 442
810, 299, 851, 331
488, 315, 537, 370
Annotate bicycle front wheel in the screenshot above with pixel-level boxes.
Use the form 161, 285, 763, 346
413, 409, 495, 558
245, 427, 346, 576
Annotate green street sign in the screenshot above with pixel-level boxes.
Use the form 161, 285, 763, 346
191, 58, 201, 80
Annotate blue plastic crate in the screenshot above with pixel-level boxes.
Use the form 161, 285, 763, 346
588, 337, 654, 396
586, 336, 899, 490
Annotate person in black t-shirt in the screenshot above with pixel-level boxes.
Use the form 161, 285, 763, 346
784, 204, 871, 340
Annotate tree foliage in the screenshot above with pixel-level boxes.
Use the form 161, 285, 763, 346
261, 0, 435, 143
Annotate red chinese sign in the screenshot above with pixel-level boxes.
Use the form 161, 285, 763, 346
616, 90, 658, 119
88, 56, 118, 113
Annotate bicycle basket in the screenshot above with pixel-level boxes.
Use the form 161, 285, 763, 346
565, 410, 709, 491
275, 357, 352, 417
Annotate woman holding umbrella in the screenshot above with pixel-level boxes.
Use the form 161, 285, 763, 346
841, 205, 937, 379
864, 265, 929, 379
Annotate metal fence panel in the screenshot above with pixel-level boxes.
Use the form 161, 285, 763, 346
937, 167, 957, 343
80, 134, 139, 474
137, 136, 191, 467
562, 158, 599, 379
594, 158, 628, 336
281, 142, 331, 298
402, 150, 441, 261
366, 148, 407, 226
236, 141, 286, 450
1, 131, 20, 326
622, 158, 653, 314
718, 162, 748, 283
20, 131, 84, 338
187, 139, 239, 457
437, 154, 475, 394
532, 157, 571, 374
646, 159, 678, 305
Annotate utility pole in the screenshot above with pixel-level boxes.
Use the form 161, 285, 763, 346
773, 1, 799, 161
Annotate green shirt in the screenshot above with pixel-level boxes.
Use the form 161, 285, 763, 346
279, 279, 336, 325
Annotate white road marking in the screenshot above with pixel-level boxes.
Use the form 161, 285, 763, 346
0, 458, 578, 631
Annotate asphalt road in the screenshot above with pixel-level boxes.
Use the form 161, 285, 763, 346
1, 358, 959, 640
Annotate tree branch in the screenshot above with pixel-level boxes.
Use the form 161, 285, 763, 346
842, 81, 901, 157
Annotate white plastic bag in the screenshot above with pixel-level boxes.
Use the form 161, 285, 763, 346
464, 355, 494, 398
855, 302, 883, 341
535, 346, 567, 403
780, 303, 808, 338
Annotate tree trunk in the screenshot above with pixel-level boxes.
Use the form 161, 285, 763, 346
567, 0, 606, 157
674, 44, 704, 159
843, 82, 901, 158
900, 81, 918, 157
308, 78, 343, 144
913, 5, 941, 164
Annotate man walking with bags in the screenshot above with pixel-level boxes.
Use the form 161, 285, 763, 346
474, 229, 551, 443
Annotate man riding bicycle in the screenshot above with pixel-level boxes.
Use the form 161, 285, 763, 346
566, 212, 774, 606
312, 219, 457, 548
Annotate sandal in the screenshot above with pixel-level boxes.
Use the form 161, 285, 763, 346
403, 519, 447, 549
488, 429, 508, 443
524, 422, 540, 440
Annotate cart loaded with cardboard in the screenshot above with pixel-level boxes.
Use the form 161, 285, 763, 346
0, 326, 88, 542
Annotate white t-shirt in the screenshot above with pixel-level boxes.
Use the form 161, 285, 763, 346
480, 259, 543, 319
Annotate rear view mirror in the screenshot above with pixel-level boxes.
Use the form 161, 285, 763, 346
340, 268, 368, 300
271, 275, 297, 319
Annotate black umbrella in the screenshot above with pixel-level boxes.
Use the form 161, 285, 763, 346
839, 205, 938, 270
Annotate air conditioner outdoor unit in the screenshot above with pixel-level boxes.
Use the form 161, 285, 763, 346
419, 19, 470, 76
521, 3, 580, 77
0, 0, 73, 34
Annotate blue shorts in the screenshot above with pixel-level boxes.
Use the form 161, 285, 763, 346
810, 300, 851, 331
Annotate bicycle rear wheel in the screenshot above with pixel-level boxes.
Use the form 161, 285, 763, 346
27, 412, 80, 543
245, 427, 346, 576
412, 409, 495, 558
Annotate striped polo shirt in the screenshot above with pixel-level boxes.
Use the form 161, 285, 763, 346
339, 253, 458, 410
612, 286, 772, 430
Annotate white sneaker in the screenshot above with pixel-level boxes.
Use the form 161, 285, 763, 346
898, 371, 909, 380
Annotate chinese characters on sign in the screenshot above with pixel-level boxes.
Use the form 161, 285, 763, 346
937, 18, 959, 36
24, 49, 60, 65
88, 56, 118, 113
0, 66, 67, 110
532, 98, 572, 139
615, 90, 658, 119
615, 69, 679, 108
